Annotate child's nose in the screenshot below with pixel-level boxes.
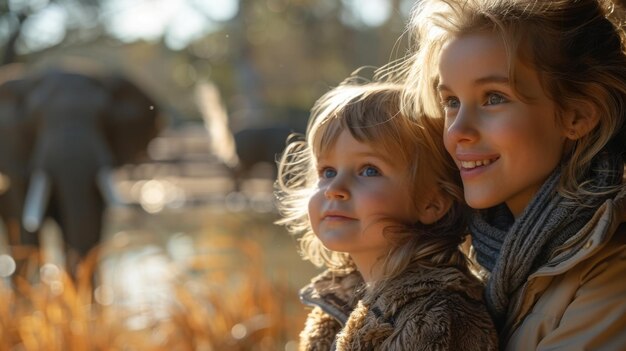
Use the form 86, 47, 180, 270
324, 177, 350, 200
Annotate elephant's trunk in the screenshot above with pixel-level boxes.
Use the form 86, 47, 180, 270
97, 167, 123, 207
22, 170, 51, 233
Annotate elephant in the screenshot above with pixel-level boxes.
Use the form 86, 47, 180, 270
232, 125, 303, 192
0, 68, 162, 267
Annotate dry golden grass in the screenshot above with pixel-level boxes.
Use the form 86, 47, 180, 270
0, 229, 308, 351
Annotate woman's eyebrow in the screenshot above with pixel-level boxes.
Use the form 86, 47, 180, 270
474, 75, 509, 85
437, 75, 510, 92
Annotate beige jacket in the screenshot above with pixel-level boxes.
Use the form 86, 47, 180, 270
503, 190, 626, 350
299, 264, 498, 350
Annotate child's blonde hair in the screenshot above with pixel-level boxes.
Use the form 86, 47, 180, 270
399, 0, 626, 201
275, 79, 468, 279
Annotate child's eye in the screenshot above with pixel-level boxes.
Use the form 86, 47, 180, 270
319, 167, 337, 179
485, 92, 508, 105
359, 165, 381, 177
440, 96, 460, 109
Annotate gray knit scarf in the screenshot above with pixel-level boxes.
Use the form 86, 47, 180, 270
470, 151, 624, 325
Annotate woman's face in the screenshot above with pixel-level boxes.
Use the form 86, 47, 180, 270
437, 32, 568, 216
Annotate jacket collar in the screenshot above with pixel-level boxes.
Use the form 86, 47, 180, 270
299, 263, 486, 326
531, 186, 626, 278
299, 268, 364, 326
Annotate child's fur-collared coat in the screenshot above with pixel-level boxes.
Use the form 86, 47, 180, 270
298, 263, 498, 351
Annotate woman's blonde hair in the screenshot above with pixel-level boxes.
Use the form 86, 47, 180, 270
275, 79, 468, 279
396, 0, 626, 201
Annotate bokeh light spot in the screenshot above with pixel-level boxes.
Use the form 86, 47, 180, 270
0, 254, 16, 277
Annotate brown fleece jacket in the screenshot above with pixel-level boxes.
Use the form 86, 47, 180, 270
299, 264, 498, 351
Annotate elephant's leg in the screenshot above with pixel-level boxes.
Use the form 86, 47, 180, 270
0, 185, 38, 252
2, 217, 23, 246
18, 219, 39, 247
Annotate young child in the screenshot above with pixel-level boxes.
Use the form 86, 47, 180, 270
400, 0, 626, 349
275, 81, 498, 350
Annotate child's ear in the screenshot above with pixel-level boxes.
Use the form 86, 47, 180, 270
416, 189, 453, 225
562, 101, 600, 140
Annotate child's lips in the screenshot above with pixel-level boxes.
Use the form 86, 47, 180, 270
322, 211, 355, 220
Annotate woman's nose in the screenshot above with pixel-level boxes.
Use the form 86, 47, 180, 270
445, 106, 479, 144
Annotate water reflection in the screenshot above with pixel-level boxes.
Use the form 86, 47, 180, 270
0, 206, 320, 349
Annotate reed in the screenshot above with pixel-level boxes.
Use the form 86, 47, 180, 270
0, 232, 306, 351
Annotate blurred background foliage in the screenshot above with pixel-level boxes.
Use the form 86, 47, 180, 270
1, 0, 413, 129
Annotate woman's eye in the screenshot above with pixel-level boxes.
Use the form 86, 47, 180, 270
485, 93, 507, 105
360, 166, 381, 177
441, 96, 460, 109
320, 168, 337, 179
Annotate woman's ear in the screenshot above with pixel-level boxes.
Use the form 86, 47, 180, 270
563, 101, 600, 140
416, 188, 453, 225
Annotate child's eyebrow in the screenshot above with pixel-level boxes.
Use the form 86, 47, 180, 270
317, 150, 397, 167
437, 75, 509, 92
353, 151, 396, 165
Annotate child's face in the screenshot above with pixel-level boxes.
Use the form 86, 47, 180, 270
308, 129, 417, 266
438, 32, 568, 216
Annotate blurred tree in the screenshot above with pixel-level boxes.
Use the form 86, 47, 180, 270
0, 0, 103, 65
0, 0, 27, 64
186, 0, 409, 128
0, 0, 411, 126
230, 0, 266, 125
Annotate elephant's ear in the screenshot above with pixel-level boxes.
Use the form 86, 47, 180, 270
0, 79, 25, 124
0, 63, 28, 110
0, 75, 39, 159
102, 75, 162, 166
0, 73, 35, 124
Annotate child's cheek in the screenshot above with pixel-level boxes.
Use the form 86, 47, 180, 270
307, 191, 323, 235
